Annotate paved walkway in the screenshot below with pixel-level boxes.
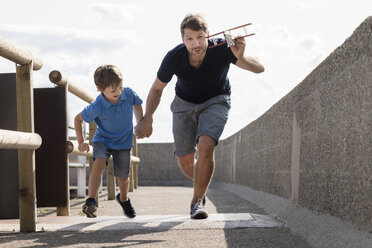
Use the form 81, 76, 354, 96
0, 186, 313, 247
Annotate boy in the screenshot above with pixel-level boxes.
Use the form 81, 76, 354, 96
74, 64, 143, 218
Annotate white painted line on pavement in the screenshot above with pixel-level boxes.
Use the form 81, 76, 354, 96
0, 213, 284, 232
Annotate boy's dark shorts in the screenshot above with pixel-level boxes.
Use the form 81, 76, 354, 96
93, 142, 131, 178
170, 94, 231, 157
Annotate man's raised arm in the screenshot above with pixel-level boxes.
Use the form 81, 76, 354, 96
230, 36, 265, 73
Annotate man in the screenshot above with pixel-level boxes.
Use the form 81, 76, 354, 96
135, 13, 264, 219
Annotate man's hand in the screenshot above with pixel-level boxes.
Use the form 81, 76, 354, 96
231, 36, 265, 73
134, 116, 153, 139
78, 142, 90, 152
230, 36, 246, 60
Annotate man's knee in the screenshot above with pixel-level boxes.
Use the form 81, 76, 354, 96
177, 153, 195, 169
197, 135, 215, 155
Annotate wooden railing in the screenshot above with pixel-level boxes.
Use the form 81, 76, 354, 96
0, 36, 43, 70
49, 70, 140, 203
49, 70, 95, 103
0, 36, 43, 232
0, 129, 42, 150
0, 36, 140, 232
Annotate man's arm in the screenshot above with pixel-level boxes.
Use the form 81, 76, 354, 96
134, 77, 167, 138
74, 113, 90, 152
230, 37, 265, 73
235, 55, 265, 73
133, 105, 144, 125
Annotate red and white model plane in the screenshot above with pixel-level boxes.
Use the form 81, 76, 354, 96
207, 23, 255, 48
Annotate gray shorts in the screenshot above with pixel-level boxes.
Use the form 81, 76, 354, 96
93, 142, 131, 178
170, 94, 231, 156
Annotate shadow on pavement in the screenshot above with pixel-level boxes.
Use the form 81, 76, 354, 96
206, 186, 312, 248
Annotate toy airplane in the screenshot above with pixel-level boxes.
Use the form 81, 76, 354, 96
207, 23, 255, 48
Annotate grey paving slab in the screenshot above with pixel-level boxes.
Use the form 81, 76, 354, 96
0, 186, 313, 248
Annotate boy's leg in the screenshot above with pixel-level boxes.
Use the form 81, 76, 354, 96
87, 158, 106, 198
117, 177, 129, 201
112, 149, 135, 218
82, 158, 106, 218
83, 142, 110, 218
116, 177, 135, 218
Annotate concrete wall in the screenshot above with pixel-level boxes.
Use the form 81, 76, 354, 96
138, 142, 189, 185
138, 17, 372, 230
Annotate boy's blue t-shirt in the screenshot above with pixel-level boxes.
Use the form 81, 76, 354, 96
157, 39, 238, 104
81, 87, 142, 149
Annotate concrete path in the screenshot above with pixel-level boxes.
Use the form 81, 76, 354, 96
0, 186, 313, 248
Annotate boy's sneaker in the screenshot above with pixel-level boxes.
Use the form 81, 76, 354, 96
190, 198, 208, 219
82, 198, 97, 218
116, 193, 136, 218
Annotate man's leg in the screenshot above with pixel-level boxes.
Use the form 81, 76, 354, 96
191, 95, 230, 205
188, 135, 215, 219
177, 153, 196, 179
171, 95, 198, 179
192, 135, 215, 204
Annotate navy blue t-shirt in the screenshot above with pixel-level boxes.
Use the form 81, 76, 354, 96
157, 39, 237, 104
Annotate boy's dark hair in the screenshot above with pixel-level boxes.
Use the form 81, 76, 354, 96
180, 13, 208, 37
94, 65, 123, 91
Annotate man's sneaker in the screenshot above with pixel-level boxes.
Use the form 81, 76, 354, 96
190, 198, 208, 219
116, 193, 136, 218
82, 198, 97, 218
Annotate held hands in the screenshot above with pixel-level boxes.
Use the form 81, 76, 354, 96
134, 116, 153, 139
78, 142, 90, 152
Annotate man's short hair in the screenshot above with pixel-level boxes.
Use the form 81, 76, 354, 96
180, 13, 208, 37
94, 65, 123, 91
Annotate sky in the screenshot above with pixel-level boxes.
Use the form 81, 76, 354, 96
0, 0, 371, 143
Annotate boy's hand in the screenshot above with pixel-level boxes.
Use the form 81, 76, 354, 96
134, 116, 153, 139
78, 142, 90, 152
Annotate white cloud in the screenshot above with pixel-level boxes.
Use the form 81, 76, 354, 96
297, 1, 316, 10
0, 24, 140, 54
297, 35, 325, 66
89, 2, 143, 23
0, 21, 144, 95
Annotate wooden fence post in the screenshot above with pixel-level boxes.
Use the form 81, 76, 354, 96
133, 137, 139, 189
107, 160, 115, 200
16, 62, 36, 232
129, 162, 134, 192
89, 122, 98, 205
56, 85, 70, 216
